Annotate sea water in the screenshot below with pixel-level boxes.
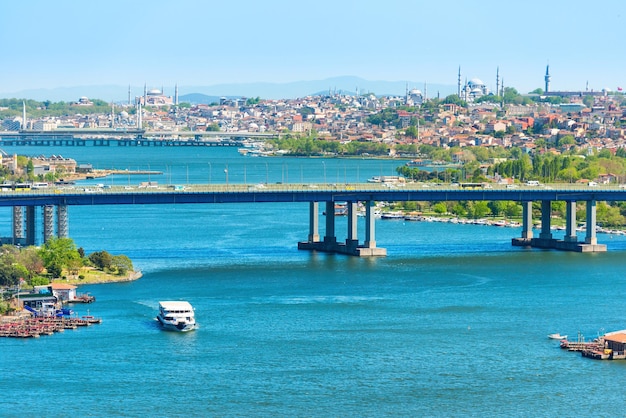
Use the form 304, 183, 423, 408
1, 146, 626, 417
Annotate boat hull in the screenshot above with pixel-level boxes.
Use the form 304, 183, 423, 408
156, 301, 196, 332
156, 315, 196, 332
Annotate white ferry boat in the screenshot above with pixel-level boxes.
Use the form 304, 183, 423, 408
156, 301, 196, 332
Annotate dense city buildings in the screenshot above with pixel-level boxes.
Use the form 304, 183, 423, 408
2, 69, 626, 182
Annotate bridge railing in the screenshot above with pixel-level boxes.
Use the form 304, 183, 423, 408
2, 182, 624, 196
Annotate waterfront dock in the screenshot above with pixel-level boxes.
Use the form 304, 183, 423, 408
559, 330, 626, 360
0, 315, 101, 338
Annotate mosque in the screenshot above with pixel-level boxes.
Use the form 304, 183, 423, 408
405, 84, 426, 106
134, 84, 178, 106
456, 66, 504, 102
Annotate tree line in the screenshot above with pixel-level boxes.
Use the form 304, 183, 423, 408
0, 238, 133, 288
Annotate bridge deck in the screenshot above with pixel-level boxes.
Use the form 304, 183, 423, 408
0, 183, 622, 207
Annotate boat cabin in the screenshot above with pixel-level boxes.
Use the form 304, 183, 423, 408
603, 332, 626, 360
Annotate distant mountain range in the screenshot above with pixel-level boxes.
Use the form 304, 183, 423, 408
0, 76, 457, 104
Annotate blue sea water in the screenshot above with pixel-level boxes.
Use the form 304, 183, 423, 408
1, 146, 626, 417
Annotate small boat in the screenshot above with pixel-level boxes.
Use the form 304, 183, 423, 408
548, 333, 567, 340
156, 301, 196, 332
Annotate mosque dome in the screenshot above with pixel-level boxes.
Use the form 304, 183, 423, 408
147, 89, 162, 96
409, 89, 422, 95
468, 78, 484, 87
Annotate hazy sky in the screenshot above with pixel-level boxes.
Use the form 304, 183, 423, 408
1, 0, 624, 96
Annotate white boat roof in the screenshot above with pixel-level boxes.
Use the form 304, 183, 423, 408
159, 301, 193, 311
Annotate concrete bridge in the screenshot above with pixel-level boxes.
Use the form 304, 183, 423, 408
1, 182, 623, 256
0, 129, 279, 146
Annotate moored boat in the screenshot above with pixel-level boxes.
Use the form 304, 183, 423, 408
156, 301, 196, 332
548, 333, 567, 340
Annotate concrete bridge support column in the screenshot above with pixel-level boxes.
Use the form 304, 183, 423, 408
364, 200, 376, 249
564, 201, 578, 242
356, 200, 386, 256
513, 201, 533, 247
585, 200, 597, 245
25, 206, 35, 246
521, 201, 533, 239
43, 205, 54, 243
345, 202, 358, 249
527, 200, 557, 249
307, 202, 319, 242
12, 206, 24, 243
323, 201, 336, 245
539, 200, 553, 240
57, 205, 69, 238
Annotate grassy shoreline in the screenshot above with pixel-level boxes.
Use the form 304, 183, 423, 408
53, 268, 143, 286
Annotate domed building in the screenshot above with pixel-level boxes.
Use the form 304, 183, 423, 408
139, 85, 174, 106
73, 96, 93, 106
461, 77, 489, 102
405, 88, 423, 106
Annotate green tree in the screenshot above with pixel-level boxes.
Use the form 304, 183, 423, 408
16, 246, 44, 278
47, 263, 62, 279
405, 126, 418, 138
110, 255, 133, 275
557, 135, 576, 149
443, 94, 467, 106
38, 238, 81, 273
433, 202, 447, 214
450, 203, 467, 217
89, 250, 113, 270
468, 201, 491, 219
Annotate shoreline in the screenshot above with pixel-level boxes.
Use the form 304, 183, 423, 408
55, 270, 143, 286
0, 271, 143, 324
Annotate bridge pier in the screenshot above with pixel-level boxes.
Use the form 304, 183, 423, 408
4, 205, 70, 246
43, 205, 54, 243
563, 201, 578, 243
57, 205, 69, 238
12, 206, 24, 245
298, 200, 386, 257
25, 206, 36, 246
513, 199, 606, 252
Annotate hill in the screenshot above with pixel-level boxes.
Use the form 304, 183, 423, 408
0, 76, 457, 103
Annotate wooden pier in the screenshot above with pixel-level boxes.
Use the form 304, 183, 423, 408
559, 330, 626, 360
0, 315, 101, 338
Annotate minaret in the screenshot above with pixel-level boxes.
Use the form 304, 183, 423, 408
496, 67, 500, 96
22, 101, 26, 131
405, 82, 409, 105
544, 64, 551, 93
464, 77, 468, 101
137, 102, 142, 129
143, 83, 147, 105
128, 85, 131, 105
457, 66, 462, 98
175, 84, 179, 105
423, 82, 427, 102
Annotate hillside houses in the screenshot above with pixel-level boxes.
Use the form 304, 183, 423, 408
4, 91, 626, 159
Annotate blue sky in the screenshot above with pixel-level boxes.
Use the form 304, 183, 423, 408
1, 0, 625, 97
